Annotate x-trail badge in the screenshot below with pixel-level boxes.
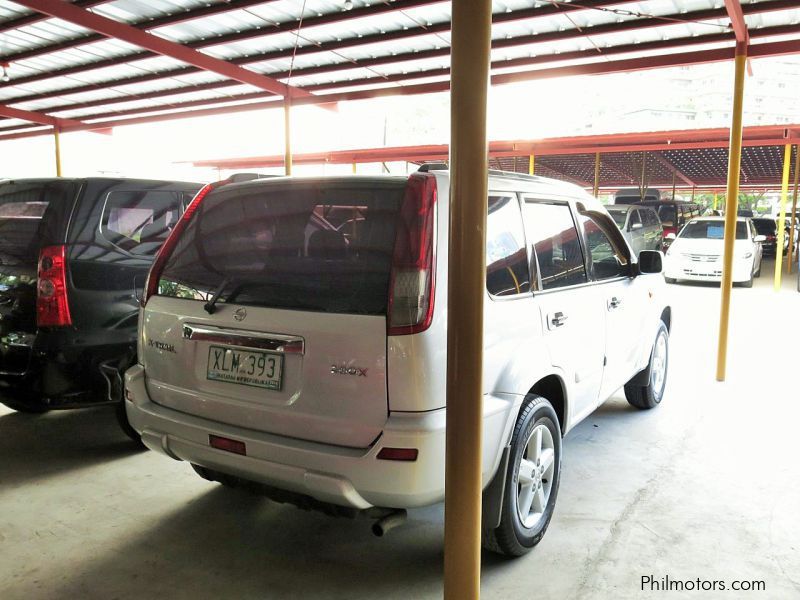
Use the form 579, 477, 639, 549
233, 307, 247, 322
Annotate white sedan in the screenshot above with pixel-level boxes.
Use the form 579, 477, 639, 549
663, 217, 765, 288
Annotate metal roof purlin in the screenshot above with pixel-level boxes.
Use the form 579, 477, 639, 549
0, 103, 110, 134
11, 0, 317, 104
651, 154, 697, 188
1, 0, 794, 111
0, 0, 105, 33
724, 0, 750, 50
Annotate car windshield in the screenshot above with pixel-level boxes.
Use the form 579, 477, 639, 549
679, 221, 748, 240
157, 180, 405, 315
752, 219, 776, 235
607, 209, 628, 228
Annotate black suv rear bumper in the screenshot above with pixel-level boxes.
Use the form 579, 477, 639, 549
0, 328, 135, 409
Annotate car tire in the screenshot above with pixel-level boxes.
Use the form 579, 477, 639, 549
115, 401, 146, 448
482, 394, 561, 557
624, 321, 669, 410
664, 276, 677, 284
740, 273, 754, 288
754, 260, 761, 278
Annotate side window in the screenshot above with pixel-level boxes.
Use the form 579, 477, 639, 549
523, 201, 587, 291
580, 213, 629, 280
644, 209, 657, 226
486, 196, 531, 296
629, 210, 642, 229
101, 190, 183, 256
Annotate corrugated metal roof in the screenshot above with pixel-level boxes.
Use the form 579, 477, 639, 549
0, 0, 798, 138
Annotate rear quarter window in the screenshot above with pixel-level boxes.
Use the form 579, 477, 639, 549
101, 190, 187, 257
0, 181, 77, 266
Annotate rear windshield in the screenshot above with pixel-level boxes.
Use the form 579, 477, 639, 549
752, 219, 776, 235
607, 209, 627, 228
157, 181, 405, 315
0, 181, 73, 266
679, 221, 747, 240
654, 205, 677, 227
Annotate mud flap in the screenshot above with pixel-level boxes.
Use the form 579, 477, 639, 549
481, 445, 510, 531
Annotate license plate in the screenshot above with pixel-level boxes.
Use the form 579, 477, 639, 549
207, 345, 283, 391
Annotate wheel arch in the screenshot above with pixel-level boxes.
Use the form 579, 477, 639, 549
660, 306, 672, 332
527, 374, 568, 436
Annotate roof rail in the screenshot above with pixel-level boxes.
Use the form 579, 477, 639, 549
228, 172, 279, 182
417, 163, 448, 172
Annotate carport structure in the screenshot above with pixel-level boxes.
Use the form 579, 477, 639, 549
186, 124, 800, 193
1, 1, 800, 597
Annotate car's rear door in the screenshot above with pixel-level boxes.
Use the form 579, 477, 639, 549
143, 179, 406, 449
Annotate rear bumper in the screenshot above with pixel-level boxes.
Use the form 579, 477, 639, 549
0, 328, 134, 408
125, 364, 517, 511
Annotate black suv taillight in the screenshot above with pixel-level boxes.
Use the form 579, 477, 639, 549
37, 245, 72, 327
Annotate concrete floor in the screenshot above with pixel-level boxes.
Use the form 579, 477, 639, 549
2, 258, 799, 599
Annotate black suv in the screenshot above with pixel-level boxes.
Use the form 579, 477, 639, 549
0, 177, 201, 439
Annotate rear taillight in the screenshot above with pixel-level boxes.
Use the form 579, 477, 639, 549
143, 182, 216, 305
37, 245, 72, 327
387, 173, 437, 336
663, 226, 677, 238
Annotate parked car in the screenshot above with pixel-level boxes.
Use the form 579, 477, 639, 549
613, 187, 663, 203
663, 217, 765, 287
124, 170, 671, 556
640, 200, 703, 241
0, 177, 201, 440
752, 218, 782, 256
607, 204, 663, 255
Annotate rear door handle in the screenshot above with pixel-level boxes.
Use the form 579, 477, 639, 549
608, 297, 622, 310
549, 312, 568, 329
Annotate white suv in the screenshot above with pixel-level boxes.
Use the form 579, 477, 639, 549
125, 170, 671, 556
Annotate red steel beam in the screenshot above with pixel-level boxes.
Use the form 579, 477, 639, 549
1, 37, 799, 141
6, 21, 796, 133
3, 0, 792, 106
724, 0, 750, 49
184, 131, 800, 170
11, 0, 312, 101
0, 103, 109, 133
0, 0, 442, 64
0, 0, 104, 33
651, 154, 697, 187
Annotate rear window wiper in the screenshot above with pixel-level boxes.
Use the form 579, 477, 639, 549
204, 276, 232, 314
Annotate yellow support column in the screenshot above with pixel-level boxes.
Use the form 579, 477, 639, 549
283, 99, 292, 176
774, 144, 792, 290
593, 152, 601, 198
528, 153, 535, 176
716, 48, 748, 382
713, 192, 718, 211
787, 147, 800, 274
53, 128, 62, 177
352, 162, 357, 174
444, 1, 491, 598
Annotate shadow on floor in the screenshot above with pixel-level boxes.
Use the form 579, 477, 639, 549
48, 484, 446, 600
0, 406, 144, 489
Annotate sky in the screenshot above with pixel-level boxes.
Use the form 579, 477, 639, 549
1, 55, 798, 185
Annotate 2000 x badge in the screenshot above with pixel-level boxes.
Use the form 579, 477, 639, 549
330, 364, 368, 377
148, 339, 176, 353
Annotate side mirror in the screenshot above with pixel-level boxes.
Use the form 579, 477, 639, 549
638, 250, 663, 275
630, 222, 643, 231
664, 232, 677, 241
754, 234, 766, 243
